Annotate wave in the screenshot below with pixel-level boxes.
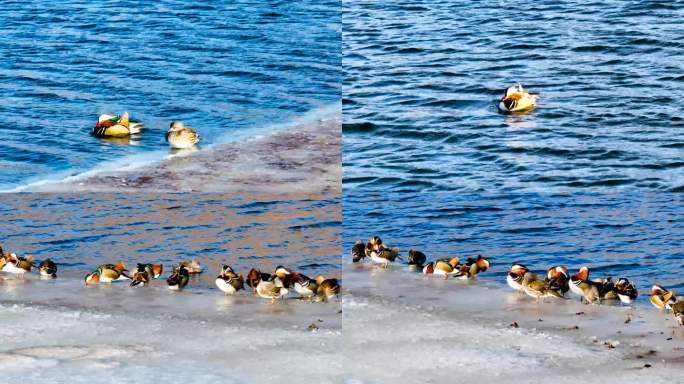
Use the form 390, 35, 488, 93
343, 0, 684, 194
342, 121, 377, 133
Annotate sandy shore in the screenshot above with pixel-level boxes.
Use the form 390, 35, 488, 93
343, 264, 684, 384
23, 107, 341, 194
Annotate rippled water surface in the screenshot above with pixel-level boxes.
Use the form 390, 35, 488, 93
344, 191, 684, 295
0, 193, 341, 284
344, 0, 684, 193
0, 0, 340, 189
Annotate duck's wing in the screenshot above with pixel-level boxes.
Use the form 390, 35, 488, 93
180, 274, 189, 287
324, 279, 340, 294
119, 112, 129, 128
229, 276, 244, 290
95, 124, 130, 138
379, 247, 400, 261
259, 281, 282, 296
545, 288, 564, 298
468, 262, 480, 277
434, 260, 452, 272
181, 128, 200, 143
100, 268, 121, 280
269, 284, 285, 296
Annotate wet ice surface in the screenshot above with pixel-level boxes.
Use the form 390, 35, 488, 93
343, 264, 684, 384
0, 277, 342, 384
19, 106, 341, 194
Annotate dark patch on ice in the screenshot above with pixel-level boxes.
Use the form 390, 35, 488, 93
26, 110, 340, 194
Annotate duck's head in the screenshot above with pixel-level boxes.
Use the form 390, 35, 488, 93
503, 84, 523, 98
573, 266, 589, 281
39, 259, 57, 273
651, 284, 668, 296
616, 278, 631, 290
407, 249, 426, 266
274, 265, 292, 279
247, 268, 262, 288
84, 271, 100, 285
368, 236, 382, 251
151, 264, 163, 278
510, 264, 528, 276
96, 113, 117, 127
474, 255, 490, 272
169, 121, 185, 132
221, 264, 235, 276
547, 266, 568, 280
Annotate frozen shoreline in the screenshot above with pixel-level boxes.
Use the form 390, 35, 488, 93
342, 264, 684, 384
0, 277, 342, 383
16, 105, 341, 194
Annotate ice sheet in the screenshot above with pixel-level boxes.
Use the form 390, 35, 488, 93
0, 277, 342, 384
342, 264, 684, 383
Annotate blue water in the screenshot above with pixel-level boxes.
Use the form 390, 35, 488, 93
0, 0, 340, 190
344, 0, 684, 193
343, 1, 684, 295
0, 193, 341, 284
344, 191, 684, 294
